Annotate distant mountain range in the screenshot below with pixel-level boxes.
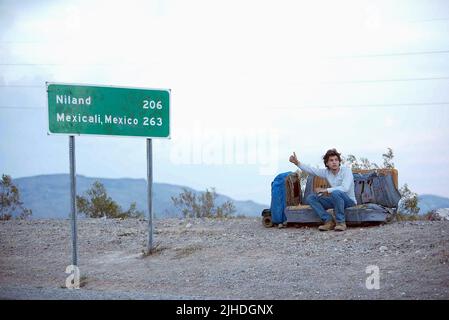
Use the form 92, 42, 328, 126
9, 174, 449, 219
418, 194, 449, 215
13, 174, 268, 219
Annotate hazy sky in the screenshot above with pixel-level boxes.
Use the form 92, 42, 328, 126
1, 0, 449, 205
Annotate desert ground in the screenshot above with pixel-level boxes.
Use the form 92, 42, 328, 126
1, 217, 448, 299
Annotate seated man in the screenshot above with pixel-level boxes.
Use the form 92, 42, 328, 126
289, 149, 356, 231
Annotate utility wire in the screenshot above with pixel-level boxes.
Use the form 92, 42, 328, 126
0, 85, 43, 88
410, 17, 449, 23
320, 76, 449, 84
274, 102, 449, 109
0, 63, 116, 66
0, 49, 448, 66
329, 49, 449, 59
3, 102, 449, 111
0, 106, 45, 110
1, 76, 449, 88
1, 16, 449, 45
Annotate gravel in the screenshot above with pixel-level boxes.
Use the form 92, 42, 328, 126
1, 217, 448, 299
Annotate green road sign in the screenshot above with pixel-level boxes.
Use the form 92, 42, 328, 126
47, 83, 170, 138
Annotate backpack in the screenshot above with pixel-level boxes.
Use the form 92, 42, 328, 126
354, 172, 376, 205
285, 172, 302, 206
353, 172, 401, 208
302, 175, 315, 205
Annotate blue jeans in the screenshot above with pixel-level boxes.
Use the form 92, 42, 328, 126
306, 190, 356, 223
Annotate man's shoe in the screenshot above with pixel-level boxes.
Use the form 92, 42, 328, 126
318, 220, 336, 231
334, 223, 347, 232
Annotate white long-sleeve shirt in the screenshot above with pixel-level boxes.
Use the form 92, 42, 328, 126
297, 162, 357, 204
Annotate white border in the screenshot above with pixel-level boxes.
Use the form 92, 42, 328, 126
46, 81, 171, 140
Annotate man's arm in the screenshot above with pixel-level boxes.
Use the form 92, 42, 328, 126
289, 152, 327, 178
297, 162, 328, 178
327, 168, 353, 193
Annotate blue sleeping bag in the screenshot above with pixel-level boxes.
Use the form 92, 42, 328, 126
270, 172, 292, 224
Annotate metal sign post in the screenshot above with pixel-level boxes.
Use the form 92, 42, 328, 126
147, 138, 153, 253
47, 83, 170, 263
69, 135, 78, 266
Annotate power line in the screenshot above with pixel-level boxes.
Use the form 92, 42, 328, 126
0, 16, 448, 46
320, 76, 449, 84
1, 76, 449, 89
0, 49, 448, 67
0, 63, 116, 66
329, 49, 449, 59
410, 17, 449, 23
0, 106, 45, 110
0, 85, 43, 88
3, 102, 449, 111
274, 102, 449, 109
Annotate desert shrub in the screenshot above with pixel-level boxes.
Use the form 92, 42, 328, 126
0, 174, 32, 220
171, 187, 236, 218
76, 181, 144, 219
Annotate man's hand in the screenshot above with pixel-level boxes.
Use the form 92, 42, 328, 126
289, 152, 299, 166
315, 188, 328, 194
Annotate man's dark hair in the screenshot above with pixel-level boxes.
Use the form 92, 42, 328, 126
323, 148, 342, 168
